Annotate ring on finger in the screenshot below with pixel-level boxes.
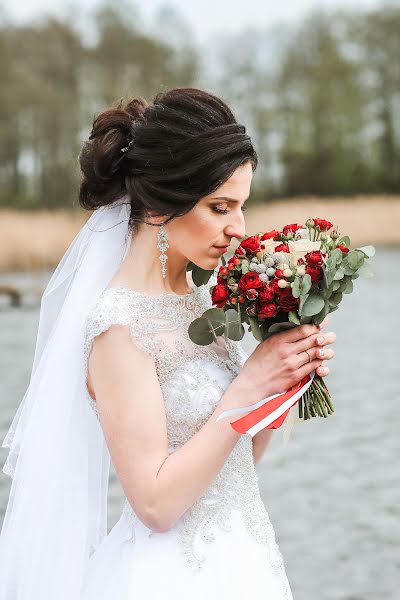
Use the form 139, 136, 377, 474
305, 349, 312, 363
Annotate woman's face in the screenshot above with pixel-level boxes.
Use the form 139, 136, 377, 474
167, 161, 252, 271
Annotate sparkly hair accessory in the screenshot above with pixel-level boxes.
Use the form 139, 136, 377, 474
120, 122, 135, 154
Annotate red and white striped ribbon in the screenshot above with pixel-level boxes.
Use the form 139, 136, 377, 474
216, 371, 315, 437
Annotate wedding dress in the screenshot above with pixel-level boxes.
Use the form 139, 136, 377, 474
80, 273, 293, 600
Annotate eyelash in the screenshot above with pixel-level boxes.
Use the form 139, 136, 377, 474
212, 205, 247, 215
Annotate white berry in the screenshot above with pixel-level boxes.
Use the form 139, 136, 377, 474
278, 279, 288, 288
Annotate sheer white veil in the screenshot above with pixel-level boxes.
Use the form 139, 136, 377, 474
0, 198, 131, 599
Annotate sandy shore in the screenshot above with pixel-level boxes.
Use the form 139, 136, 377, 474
0, 195, 398, 271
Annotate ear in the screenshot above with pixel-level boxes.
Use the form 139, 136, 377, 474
144, 211, 167, 226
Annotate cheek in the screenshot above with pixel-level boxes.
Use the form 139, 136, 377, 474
182, 212, 221, 243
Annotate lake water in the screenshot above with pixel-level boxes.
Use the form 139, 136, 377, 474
0, 248, 399, 599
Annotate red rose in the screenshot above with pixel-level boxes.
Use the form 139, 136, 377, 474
306, 265, 323, 284
235, 245, 246, 257
275, 243, 289, 253
258, 286, 275, 302
211, 283, 230, 308
313, 218, 333, 231
282, 223, 302, 236
261, 229, 280, 241
305, 250, 324, 267
239, 235, 261, 255
278, 288, 300, 312
257, 302, 278, 319
238, 272, 264, 292
336, 244, 349, 253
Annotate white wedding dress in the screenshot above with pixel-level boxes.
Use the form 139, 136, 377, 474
80, 274, 293, 600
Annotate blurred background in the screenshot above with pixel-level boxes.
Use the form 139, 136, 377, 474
0, 0, 399, 598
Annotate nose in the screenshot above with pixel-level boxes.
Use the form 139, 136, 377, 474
224, 210, 246, 241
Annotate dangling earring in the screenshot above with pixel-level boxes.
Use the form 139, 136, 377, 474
157, 222, 169, 278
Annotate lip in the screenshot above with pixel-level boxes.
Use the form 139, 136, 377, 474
213, 245, 229, 253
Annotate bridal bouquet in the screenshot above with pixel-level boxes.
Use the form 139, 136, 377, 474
188, 218, 375, 435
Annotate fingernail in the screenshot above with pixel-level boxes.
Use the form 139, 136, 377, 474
317, 336, 325, 344
319, 349, 325, 357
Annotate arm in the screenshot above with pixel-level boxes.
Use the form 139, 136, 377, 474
88, 325, 264, 534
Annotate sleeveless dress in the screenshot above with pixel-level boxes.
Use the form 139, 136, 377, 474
81, 275, 293, 600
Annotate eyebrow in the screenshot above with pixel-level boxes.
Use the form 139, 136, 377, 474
211, 196, 249, 202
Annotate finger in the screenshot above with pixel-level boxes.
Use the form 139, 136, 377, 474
297, 359, 329, 381
296, 347, 335, 367
284, 323, 320, 344
293, 330, 337, 354
316, 365, 330, 377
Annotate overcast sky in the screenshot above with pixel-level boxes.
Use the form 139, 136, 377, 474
2, 0, 385, 43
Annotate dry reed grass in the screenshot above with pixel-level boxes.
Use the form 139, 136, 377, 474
0, 195, 397, 271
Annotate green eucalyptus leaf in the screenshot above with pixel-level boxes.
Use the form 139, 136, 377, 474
322, 280, 335, 300
333, 268, 345, 280
268, 322, 296, 334
313, 301, 330, 325
248, 316, 263, 341
329, 291, 343, 306
201, 308, 226, 336
356, 262, 374, 278
225, 308, 245, 341
347, 250, 365, 271
300, 315, 313, 324
188, 317, 215, 345
298, 293, 309, 316
301, 274, 312, 295
332, 281, 341, 291
288, 311, 301, 325
323, 265, 335, 287
292, 276, 302, 298
190, 263, 215, 287
356, 245, 375, 258
301, 292, 325, 317
241, 259, 249, 274
338, 235, 351, 246
342, 278, 353, 294
329, 305, 339, 313
331, 248, 343, 264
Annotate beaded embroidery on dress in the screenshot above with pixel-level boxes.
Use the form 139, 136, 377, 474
81, 274, 293, 600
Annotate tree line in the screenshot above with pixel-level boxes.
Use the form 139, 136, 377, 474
0, 1, 399, 208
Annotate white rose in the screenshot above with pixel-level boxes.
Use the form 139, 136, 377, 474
257, 239, 281, 259
296, 228, 309, 239
288, 239, 321, 266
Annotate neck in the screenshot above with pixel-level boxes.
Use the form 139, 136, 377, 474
115, 224, 191, 295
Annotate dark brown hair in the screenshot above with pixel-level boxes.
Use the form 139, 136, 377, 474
79, 87, 257, 232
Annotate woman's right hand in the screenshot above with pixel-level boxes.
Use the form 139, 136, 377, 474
237, 317, 336, 402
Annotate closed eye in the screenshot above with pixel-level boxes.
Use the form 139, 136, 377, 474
212, 205, 248, 215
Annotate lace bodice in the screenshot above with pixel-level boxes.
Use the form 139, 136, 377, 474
82, 274, 288, 586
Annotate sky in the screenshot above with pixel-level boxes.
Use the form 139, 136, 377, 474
2, 0, 386, 44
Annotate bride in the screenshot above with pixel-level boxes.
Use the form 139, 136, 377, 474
0, 87, 336, 599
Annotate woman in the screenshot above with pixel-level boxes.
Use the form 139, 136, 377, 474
0, 88, 335, 599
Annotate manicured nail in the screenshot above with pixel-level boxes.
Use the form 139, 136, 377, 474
317, 336, 325, 344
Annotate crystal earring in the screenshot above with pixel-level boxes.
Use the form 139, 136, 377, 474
157, 222, 169, 278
